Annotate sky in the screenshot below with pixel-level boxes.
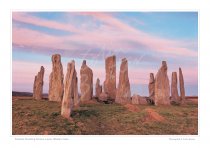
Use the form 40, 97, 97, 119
12, 12, 198, 96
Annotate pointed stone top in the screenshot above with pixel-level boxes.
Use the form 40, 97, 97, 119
161, 61, 167, 70
52, 54, 61, 62
96, 78, 100, 86
150, 73, 154, 77
40, 66, 45, 71
172, 72, 177, 79
82, 60, 86, 66
52, 54, 61, 57
149, 73, 155, 82
179, 67, 182, 71
106, 55, 116, 60
162, 61, 167, 66
68, 60, 75, 69
122, 58, 127, 62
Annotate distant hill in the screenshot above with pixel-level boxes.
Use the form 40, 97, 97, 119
12, 91, 33, 97
12, 91, 48, 98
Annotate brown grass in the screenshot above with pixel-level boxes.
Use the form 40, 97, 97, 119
144, 108, 165, 122
12, 96, 198, 135
124, 104, 141, 112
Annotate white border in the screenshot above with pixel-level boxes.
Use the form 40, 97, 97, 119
0, 0, 209, 147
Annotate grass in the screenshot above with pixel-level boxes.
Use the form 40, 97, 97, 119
12, 97, 198, 135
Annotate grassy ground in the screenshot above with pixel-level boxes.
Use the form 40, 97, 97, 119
12, 97, 198, 135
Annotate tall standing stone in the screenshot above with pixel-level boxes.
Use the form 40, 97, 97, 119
61, 61, 78, 118
33, 66, 45, 100
154, 61, 170, 105
171, 72, 180, 103
116, 58, 131, 104
74, 77, 79, 106
95, 78, 102, 98
33, 76, 37, 98
148, 73, 155, 102
179, 67, 185, 103
104, 55, 116, 100
49, 54, 64, 102
80, 60, 93, 101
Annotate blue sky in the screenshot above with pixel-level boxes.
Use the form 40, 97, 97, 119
12, 12, 198, 96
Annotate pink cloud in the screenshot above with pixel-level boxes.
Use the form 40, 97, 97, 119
12, 27, 84, 51
13, 12, 79, 33
13, 12, 197, 58
79, 12, 197, 56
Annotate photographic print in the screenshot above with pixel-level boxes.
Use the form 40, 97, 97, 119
12, 12, 198, 135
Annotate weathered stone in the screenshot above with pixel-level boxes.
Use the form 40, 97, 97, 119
61, 61, 78, 118
80, 60, 93, 101
98, 92, 109, 102
116, 58, 131, 104
33, 76, 37, 98
146, 97, 155, 105
131, 94, 140, 104
49, 54, 64, 102
95, 78, 102, 98
171, 72, 180, 104
139, 97, 148, 105
148, 73, 155, 103
154, 61, 170, 105
104, 55, 116, 100
33, 66, 45, 100
74, 77, 79, 107
131, 94, 148, 105
179, 67, 186, 103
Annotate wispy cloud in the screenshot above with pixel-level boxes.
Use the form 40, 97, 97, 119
12, 12, 198, 95
13, 12, 79, 33
13, 12, 197, 59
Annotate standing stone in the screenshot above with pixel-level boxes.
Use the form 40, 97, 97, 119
98, 92, 109, 102
171, 72, 180, 103
49, 54, 64, 102
33, 66, 45, 100
95, 78, 102, 98
104, 55, 116, 100
179, 67, 186, 103
131, 94, 140, 104
148, 73, 155, 103
61, 61, 78, 118
154, 61, 170, 105
33, 76, 37, 98
74, 77, 79, 107
131, 94, 148, 105
80, 60, 93, 101
116, 58, 131, 104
